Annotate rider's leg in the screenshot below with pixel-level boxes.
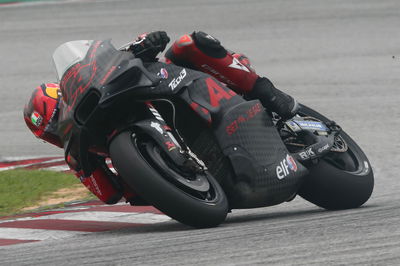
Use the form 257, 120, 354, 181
165, 31, 298, 119
246, 77, 298, 120
75, 163, 123, 205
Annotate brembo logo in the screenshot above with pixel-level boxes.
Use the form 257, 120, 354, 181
168, 68, 187, 91
318, 144, 329, 153
276, 155, 298, 180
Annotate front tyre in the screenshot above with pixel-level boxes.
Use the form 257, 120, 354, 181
297, 104, 374, 210
109, 131, 228, 228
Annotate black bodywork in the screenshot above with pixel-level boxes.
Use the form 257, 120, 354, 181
57, 40, 307, 208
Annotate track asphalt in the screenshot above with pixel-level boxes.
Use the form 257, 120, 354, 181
0, 0, 399, 265
0, 201, 170, 247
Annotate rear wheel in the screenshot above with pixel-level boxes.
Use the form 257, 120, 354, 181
296, 104, 374, 209
109, 131, 228, 228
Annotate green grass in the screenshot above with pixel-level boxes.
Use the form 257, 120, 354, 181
0, 169, 89, 217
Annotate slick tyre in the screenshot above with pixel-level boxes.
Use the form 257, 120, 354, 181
297, 104, 374, 210
109, 131, 229, 228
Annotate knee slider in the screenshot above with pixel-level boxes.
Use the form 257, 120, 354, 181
192, 31, 227, 58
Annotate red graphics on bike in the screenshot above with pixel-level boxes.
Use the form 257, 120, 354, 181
165, 32, 259, 93
60, 41, 102, 111
206, 77, 237, 107
23, 83, 62, 147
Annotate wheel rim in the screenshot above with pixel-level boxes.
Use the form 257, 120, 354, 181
323, 133, 371, 175
134, 135, 219, 203
295, 108, 370, 176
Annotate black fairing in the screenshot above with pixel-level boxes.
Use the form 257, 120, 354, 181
56, 39, 307, 208
57, 40, 207, 175
176, 76, 307, 207
214, 101, 307, 207
57, 40, 163, 174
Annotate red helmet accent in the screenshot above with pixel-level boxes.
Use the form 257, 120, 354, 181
23, 83, 63, 148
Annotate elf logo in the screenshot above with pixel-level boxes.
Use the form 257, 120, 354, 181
276, 154, 298, 180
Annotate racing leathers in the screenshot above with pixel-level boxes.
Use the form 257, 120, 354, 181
163, 31, 298, 119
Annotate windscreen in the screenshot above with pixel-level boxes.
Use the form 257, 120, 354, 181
52, 40, 94, 81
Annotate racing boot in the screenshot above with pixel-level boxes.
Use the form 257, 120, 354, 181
246, 77, 299, 120
231, 53, 298, 119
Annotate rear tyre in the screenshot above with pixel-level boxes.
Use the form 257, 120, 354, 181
297, 104, 374, 210
109, 131, 228, 228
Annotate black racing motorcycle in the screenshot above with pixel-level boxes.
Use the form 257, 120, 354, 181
53, 40, 374, 228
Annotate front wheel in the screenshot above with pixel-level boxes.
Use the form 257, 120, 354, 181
296, 104, 374, 210
109, 131, 229, 228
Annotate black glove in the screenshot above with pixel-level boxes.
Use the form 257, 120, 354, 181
130, 31, 170, 60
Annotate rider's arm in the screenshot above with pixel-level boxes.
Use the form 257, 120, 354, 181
164, 31, 259, 93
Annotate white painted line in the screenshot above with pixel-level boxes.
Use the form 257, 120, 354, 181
0, 228, 87, 241
46, 201, 129, 212
34, 211, 171, 224
0, 216, 42, 224
0, 158, 65, 171
0, 156, 62, 162
0, 203, 131, 224
43, 165, 71, 172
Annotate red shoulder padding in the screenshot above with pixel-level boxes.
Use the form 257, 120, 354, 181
176, 34, 194, 47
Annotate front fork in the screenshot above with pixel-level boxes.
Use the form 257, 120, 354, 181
134, 102, 207, 172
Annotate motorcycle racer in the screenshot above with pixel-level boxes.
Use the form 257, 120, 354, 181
163, 31, 298, 119
23, 31, 299, 205
127, 31, 298, 119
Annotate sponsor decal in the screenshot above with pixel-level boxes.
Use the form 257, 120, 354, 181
31, 111, 43, 127
150, 121, 163, 134
176, 34, 193, 47
299, 147, 315, 160
276, 154, 298, 180
317, 144, 329, 153
226, 103, 262, 135
287, 121, 302, 132
287, 155, 298, 172
228, 57, 250, 73
294, 120, 328, 131
89, 176, 102, 196
44, 106, 59, 132
201, 64, 235, 86
148, 105, 165, 121
168, 68, 187, 91
205, 34, 217, 41
157, 68, 169, 79
165, 141, 176, 151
